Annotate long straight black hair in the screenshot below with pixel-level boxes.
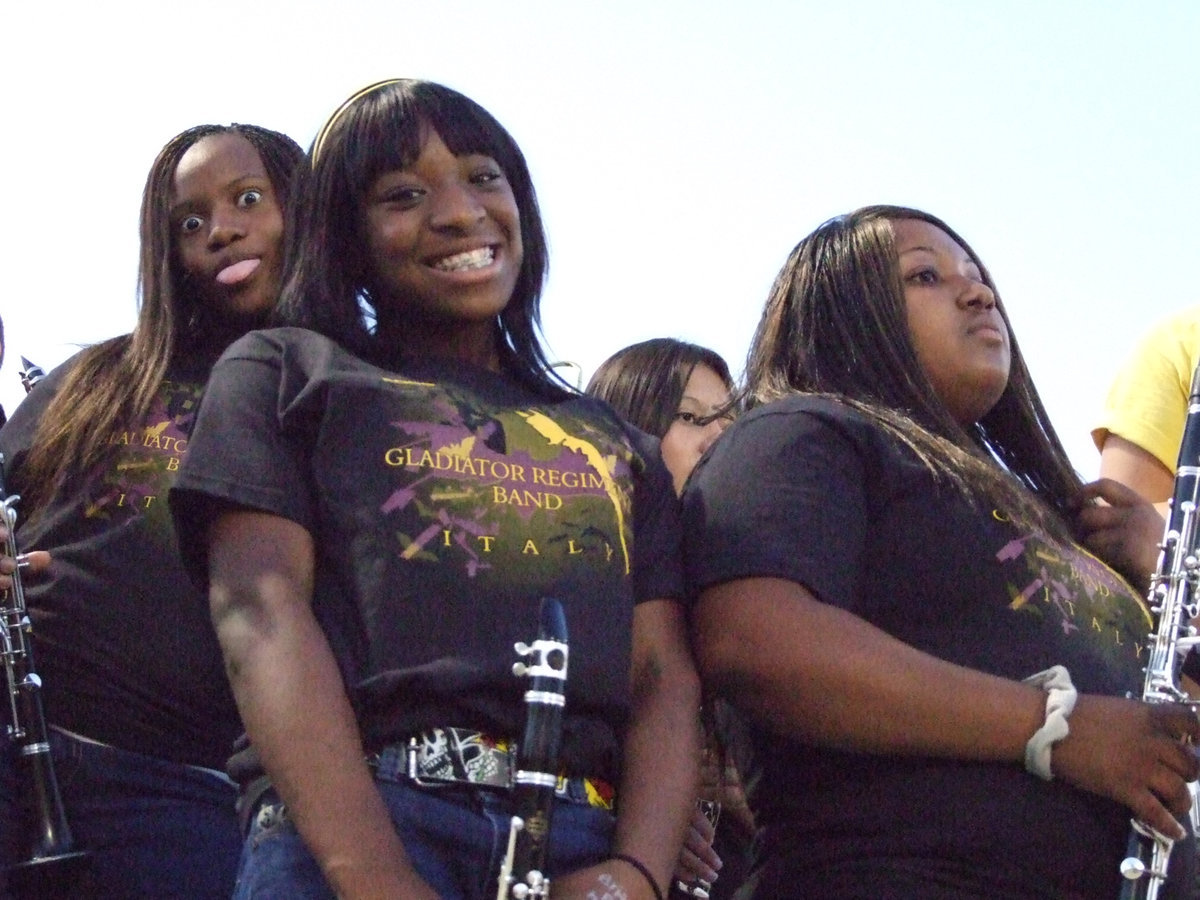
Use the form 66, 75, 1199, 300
747, 204, 1080, 536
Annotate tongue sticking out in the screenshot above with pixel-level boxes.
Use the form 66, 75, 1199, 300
216, 258, 261, 285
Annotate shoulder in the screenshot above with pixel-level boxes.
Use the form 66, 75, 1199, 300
212, 327, 375, 388
219, 326, 344, 362
0, 348, 92, 445
688, 395, 913, 508
1149, 304, 1200, 341
21, 350, 84, 396
27, 340, 126, 393
570, 392, 653, 449
714, 394, 883, 457
745, 393, 868, 425
519, 389, 660, 470
565, 394, 673, 484
1095, 307, 1200, 453
1158, 306, 1200, 376
1121, 306, 1200, 375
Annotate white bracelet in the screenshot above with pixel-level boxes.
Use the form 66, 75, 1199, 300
1022, 665, 1077, 780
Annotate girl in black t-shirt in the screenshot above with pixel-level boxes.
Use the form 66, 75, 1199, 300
0, 125, 303, 898
171, 79, 699, 900
683, 205, 1198, 899
587, 338, 750, 899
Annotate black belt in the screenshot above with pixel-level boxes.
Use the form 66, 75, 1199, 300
370, 727, 614, 810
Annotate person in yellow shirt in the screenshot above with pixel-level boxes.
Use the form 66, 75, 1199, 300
1093, 306, 1200, 506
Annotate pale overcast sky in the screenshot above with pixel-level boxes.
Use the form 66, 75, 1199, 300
3, 0, 1197, 473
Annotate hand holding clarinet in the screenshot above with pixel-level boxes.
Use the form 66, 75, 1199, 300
1106, 360, 1200, 900
0, 355, 52, 594
0, 454, 89, 896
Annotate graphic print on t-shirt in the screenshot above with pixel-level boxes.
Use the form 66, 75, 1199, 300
995, 516, 1151, 660
87, 379, 202, 538
376, 376, 637, 590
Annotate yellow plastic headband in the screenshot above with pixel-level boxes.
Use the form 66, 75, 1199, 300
311, 78, 404, 167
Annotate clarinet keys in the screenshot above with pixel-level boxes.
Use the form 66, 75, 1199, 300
496, 599, 568, 900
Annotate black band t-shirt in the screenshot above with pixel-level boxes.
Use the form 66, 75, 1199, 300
0, 355, 241, 769
683, 394, 1189, 899
170, 328, 683, 784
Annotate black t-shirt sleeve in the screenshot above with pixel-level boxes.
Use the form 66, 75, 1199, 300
169, 331, 317, 589
0, 379, 47, 495
682, 399, 869, 608
627, 426, 685, 604
0, 358, 75, 506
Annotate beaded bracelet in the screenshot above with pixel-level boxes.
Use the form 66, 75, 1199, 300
611, 852, 665, 900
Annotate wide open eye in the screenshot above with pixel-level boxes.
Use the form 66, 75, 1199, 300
237, 188, 264, 208
180, 214, 203, 234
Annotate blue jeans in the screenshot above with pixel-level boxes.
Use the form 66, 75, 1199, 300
234, 779, 615, 899
0, 729, 240, 899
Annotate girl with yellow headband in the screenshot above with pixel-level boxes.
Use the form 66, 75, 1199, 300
171, 79, 699, 900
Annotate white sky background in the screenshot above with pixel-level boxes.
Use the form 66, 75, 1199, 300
2, 0, 1197, 476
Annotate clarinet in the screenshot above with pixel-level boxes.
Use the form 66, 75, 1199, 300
1118, 359, 1200, 900
18, 359, 45, 395
496, 597, 569, 900
0, 454, 89, 895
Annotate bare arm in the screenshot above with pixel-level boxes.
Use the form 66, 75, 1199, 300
694, 576, 1199, 840
554, 598, 701, 899
208, 510, 439, 900
613, 599, 702, 883
1099, 434, 1175, 507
